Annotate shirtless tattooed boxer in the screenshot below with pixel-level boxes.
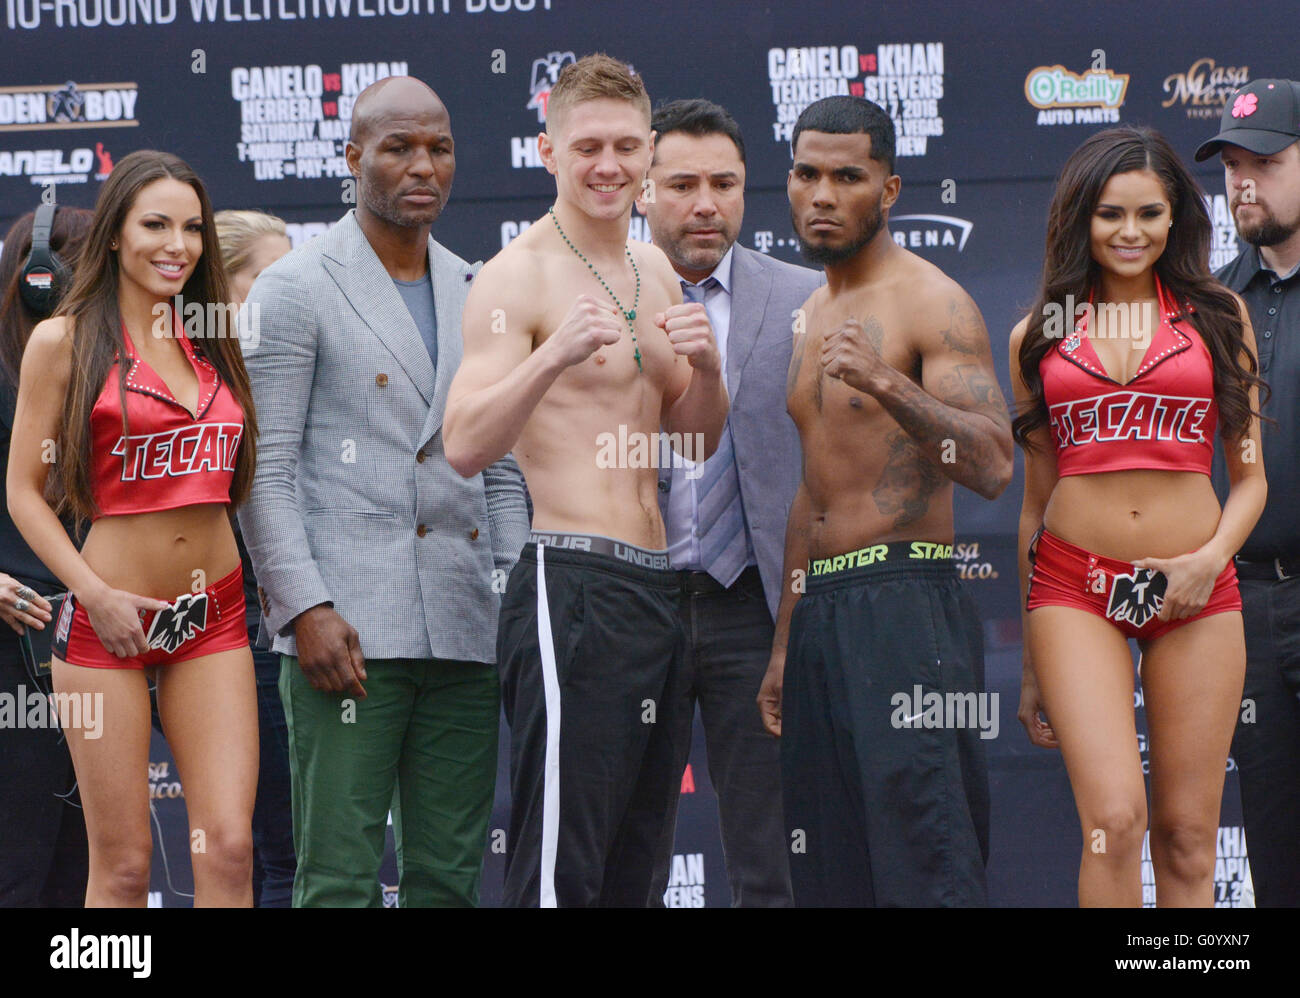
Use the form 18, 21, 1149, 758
443, 54, 728, 907
757, 96, 1014, 907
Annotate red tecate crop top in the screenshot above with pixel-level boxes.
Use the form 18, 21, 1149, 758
89, 323, 244, 519
1040, 275, 1217, 477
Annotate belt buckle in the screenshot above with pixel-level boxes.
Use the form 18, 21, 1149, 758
1275, 558, 1291, 582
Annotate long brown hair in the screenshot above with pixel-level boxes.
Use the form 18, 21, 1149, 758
54, 150, 257, 527
1012, 126, 1265, 450
0, 206, 95, 390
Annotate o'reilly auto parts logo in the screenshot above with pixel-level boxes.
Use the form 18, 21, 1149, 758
890, 214, 972, 252
0, 81, 139, 131
1024, 63, 1128, 126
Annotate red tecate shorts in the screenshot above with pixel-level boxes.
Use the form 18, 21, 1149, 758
1026, 527, 1241, 641
51, 564, 248, 669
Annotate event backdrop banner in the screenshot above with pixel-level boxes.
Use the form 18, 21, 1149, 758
3, 0, 1291, 906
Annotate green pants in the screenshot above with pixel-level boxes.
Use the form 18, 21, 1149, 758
279, 655, 499, 907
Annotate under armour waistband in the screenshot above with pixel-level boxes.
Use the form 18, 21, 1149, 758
529, 530, 670, 571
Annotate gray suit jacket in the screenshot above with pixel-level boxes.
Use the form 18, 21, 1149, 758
658, 245, 825, 621
237, 210, 530, 662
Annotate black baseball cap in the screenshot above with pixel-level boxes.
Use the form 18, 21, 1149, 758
1195, 78, 1300, 161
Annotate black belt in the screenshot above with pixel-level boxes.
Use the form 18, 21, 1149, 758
678, 565, 761, 595
1234, 554, 1300, 581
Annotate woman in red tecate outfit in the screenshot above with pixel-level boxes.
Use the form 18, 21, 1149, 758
1009, 126, 1266, 907
7, 150, 260, 907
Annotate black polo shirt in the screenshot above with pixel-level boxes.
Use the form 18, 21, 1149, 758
1211, 245, 1300, 561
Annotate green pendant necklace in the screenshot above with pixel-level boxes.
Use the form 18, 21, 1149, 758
549, 206, 642, 372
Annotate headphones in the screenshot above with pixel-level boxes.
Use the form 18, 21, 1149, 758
19, 202, 70, 316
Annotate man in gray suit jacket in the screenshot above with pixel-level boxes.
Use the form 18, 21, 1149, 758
638, 100, 824, 906
237, 78, 529, 907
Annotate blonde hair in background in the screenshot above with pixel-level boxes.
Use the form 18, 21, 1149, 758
214, 209, 287, 277
545, 52, 651, 136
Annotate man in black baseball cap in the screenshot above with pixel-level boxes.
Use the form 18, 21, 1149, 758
1196, 78, 1300, 162
1202, 79, 1300, 908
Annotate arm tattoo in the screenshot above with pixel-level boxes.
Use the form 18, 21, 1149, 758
934, 363, 1008, 422
873, 361, 1013, 499
937, 300, 984, 356
861, 315, 885, 351
872, 429, 946, 528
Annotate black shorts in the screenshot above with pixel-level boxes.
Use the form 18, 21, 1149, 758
783, 541, 990, 906
497, 536, 686, 907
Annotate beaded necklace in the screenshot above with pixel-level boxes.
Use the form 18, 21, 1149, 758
549, 205, 642, 372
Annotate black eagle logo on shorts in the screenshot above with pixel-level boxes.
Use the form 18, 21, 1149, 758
1106, 568, 1167, 629
145, 592, 210, 653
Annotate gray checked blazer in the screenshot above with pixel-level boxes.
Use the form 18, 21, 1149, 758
237, 209, 530, 663
658, 245, 825, 621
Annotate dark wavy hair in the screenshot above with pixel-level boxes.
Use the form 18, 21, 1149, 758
52, 150, 257, 527
651, 98, 746, 165
1012, 125, 1265, 450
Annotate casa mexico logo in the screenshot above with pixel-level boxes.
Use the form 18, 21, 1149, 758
1161, 58, 1250, 120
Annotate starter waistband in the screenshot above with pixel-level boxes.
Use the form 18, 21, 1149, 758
809, 540, 955, 578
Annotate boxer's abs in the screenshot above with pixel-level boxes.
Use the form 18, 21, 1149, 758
515, 383, 673, 551
526, 465, 667, 551
801, 419, 955, 561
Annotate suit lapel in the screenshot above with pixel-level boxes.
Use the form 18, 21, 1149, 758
321, 211, 437, 406
726, 247, 773, 403
422, 238, 472, 443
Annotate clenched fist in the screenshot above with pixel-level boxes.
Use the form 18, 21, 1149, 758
821, 317, 887, 394
548, 294, 625, 368
655, 302, 721, 376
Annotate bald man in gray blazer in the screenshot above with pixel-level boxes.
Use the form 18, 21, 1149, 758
639, 99, 824, 907
238, 78, 529, 907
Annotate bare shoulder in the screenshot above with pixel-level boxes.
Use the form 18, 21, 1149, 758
1007, 314, 1038, 392
1008, 313, 1032, 353
471, 232, 550, 312
630, 238, 680, 298
16, 316, 73, 396
904, 255, 977, 319
901, 257, 989, 354
24, 315, 74, 363
477, 232, 544, 287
